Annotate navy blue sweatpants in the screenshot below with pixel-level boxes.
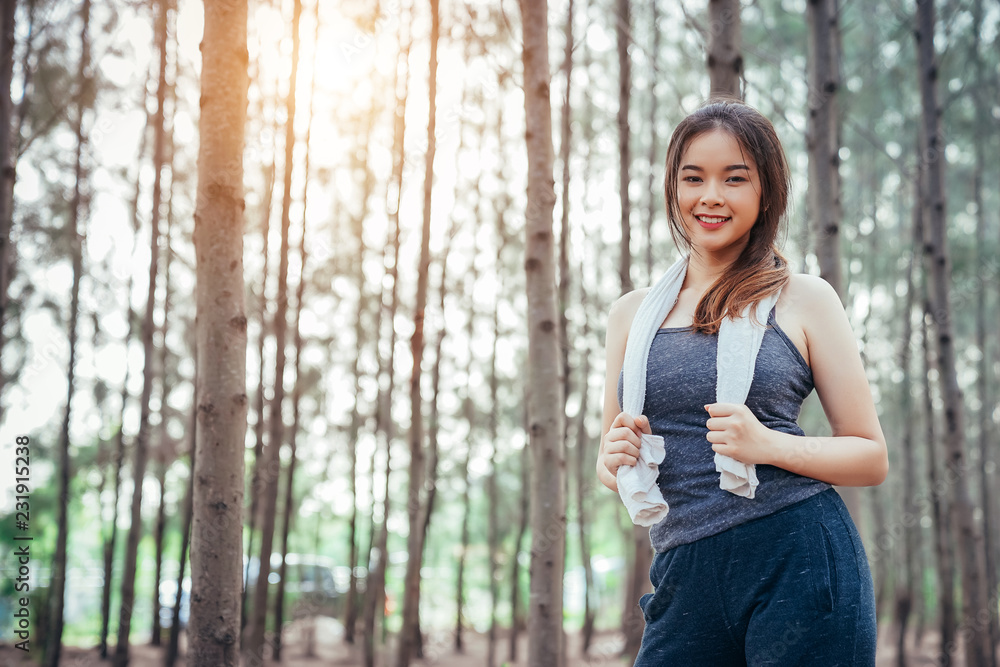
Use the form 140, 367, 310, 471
633, 488, 877, 666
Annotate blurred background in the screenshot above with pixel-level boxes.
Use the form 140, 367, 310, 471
0, 0, 998, 665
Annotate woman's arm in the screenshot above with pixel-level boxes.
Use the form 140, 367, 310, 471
706, 275, 888, 487
597, 289, 650, 493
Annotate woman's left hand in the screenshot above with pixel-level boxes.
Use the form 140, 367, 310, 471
704, 403, 774, 465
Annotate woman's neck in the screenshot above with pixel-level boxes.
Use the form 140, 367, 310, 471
684, 249, 737, 292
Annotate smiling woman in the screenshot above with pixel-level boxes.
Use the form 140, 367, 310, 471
597, 99, 886, 666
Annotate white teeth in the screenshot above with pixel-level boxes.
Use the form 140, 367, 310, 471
696, 215, 729, 224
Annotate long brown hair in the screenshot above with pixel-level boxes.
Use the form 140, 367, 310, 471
663, 99, 791, 334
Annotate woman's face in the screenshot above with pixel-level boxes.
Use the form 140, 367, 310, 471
675, 129, 762, 259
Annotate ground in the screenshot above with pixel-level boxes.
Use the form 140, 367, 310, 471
0, 619, 991, 666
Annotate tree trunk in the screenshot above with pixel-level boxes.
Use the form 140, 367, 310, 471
273, 19, 317, 647
509, 432, 530, 663
396, 0, 439, 663
616, 0, 632, 293
245, 0, 302, 660
112, 0, 168, 661
454, 263, 479, 653
971, 1, 999, 658
165, 387, 197, 667
187, 0, 249, 664
100, 100, 150, 657
343, 112, 374, 648
804, 0, 864, 533
805, 0, 843, 295
644, 0, 660, 283
486, 278, 501, 667
576, 288, 596, 655
487, 88, 508, 667
152, 146, 176, 647
922, 299, 956, 666
0, 0, 16, 406
915, 3, 993, 665
518, 1, 567, 664
243, 62, 280, 631
707, 0, 742, 98
362, 8, 410, 664
45, 4, 89, 664
894, 190, 921, 667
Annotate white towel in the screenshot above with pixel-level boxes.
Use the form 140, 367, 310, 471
616, 255, 780, 526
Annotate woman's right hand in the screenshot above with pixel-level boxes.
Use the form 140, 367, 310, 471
597, 412, 652, 492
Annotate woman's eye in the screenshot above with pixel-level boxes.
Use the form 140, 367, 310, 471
727, 176, 747, 183
682, 176, 702, 183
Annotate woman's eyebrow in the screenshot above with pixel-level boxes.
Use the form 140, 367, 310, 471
679, 164, 751, 172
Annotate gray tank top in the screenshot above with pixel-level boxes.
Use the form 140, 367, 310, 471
618, 307, 830, 552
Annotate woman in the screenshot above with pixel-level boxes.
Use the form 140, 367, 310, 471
597, 100, 887, 665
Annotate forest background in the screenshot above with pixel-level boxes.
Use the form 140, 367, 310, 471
0, 0, 998, 665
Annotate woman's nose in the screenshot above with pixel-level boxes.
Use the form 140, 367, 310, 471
700, 180, 723, 205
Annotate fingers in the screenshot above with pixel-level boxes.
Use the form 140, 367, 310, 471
704, 402, 741, 417
611, 412, 652, 436
636, 415, 652, 435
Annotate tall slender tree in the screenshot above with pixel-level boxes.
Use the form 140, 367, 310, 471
187, 0, 249, 663
100, 111, 148, 654
362, 7, 410, 664
915, 2, 993, 665
616, 0, 632, 294
165, 384, 197, 667
45, 2, 90, 664
397, 0, 439, 663
805, 0, 844, 295
113, 0, 169, 660
707, 0, 742, 98
518, 0, 566, 665
971, 0, 999, 654
245, 0, 302, 659
644, 0, 660, 282
0, 0, 16, 408
273, 5, 319, 652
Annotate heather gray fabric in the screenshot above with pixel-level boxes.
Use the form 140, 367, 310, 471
618, 307, 830, 553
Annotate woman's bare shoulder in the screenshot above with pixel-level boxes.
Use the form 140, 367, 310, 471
605, 288, 651, 344
775, 274, 843, 367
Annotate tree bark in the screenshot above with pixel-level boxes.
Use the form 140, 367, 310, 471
707, 0, 742, 98
644, 0, 660, 283
486, 277, 501, 667
273, 12, 317, 648
343, 101, 376, 648
894, 189, 920, 667
165, 387, 197, 667
362, 7, 409, 664
187, 0, 249, 664
616, 0, 632, 294
45, 4, 89, 665
243, 60, 280, 631
396, 0, 439, 663
805, 0, 844, 295
971, 1, 999, 657
518, 1, 567, 664
0, 0, 16, 405
922, 298, 956, 666
152, 126, 176, 646
509, 428, 530, 663
112, 0, 167, 660
100, 86, 150, 660
576, 288, 596, 655
245, 0, 302, 660
915, 3, 993, 665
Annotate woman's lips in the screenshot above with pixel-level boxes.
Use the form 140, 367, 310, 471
694, 214, 730, 229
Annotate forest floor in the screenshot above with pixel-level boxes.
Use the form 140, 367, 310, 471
0, 618, 991, 666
